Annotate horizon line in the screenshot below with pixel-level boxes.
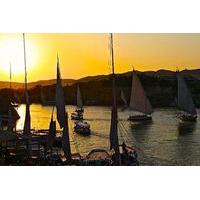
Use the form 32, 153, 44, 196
0, 68, 199, 84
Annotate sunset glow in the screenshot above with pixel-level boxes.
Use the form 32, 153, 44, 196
0, 33, 200, 82
0, 34, 38, 77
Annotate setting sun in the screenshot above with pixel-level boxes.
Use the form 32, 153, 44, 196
0, 34, 38, 77
0, 33, 200, 82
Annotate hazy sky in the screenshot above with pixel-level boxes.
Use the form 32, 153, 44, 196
0, 33, 200, 82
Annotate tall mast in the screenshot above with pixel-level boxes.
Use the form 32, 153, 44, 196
110, 33, 117, 110
23, 33, 28, 91
109, 33, 120, 164
8, 62, 12, 132
9, 62, 12, 90
22, 33, 31, 134
56, 55, 72, 163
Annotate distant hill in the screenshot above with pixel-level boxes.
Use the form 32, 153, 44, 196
1, 68, 200, 108
0, 79, 76, 89
0, 68, 200, 90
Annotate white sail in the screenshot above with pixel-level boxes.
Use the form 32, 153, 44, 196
77, 85, 83, 108
177, 73, 197, 115
120, 89, 127, 106
129, 70, 153, 114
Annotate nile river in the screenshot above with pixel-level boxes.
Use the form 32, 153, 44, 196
16, 104, 200, 165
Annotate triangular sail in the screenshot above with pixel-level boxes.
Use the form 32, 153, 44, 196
23, 91, 31, 135
109, 33, 120, 163
55, 55, 71, 162
47, 106, 56, 151
177, 73, 197, 115
22, 33, 31, 136
129, 71, 153, 114
77, 85, 83, 108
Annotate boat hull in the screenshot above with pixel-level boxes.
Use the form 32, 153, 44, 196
178, 114, 197, 122
74, 126, 91, 135
71, 115, 83, 120
128, 114, 152, 121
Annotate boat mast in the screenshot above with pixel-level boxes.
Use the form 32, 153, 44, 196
8, 63, 12, 131
109, 33, 120, 164
22, 33, 32, 157
22, 34, 31, 133
9, 62, 12, 90
23, 33, 28, 92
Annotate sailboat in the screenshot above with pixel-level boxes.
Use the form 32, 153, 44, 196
71, 85, 84, 120
85, 33, 139, 166
128, 69, 153, 121
22, 33, 32, 158
55, 55, 72, 164
70, 84, 91, 135
0, 63, 20, 130
177, 71, 197, 122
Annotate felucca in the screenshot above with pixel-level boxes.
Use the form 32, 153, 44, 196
71, 84, 91, 135
128, 69, 153, 121
85, 34, 139, 166
177, 71, 197, 121
71, 85, 84, 120
55, 55, 72, 164
22, 33, 32, 157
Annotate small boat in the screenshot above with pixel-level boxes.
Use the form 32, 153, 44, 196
177, 71, 197, 122
113, 143, 139, 166
74, 120, 91, 135
71, 110, 83, 120
128, 114, 152, 121
128, 69, 153, 121
71, 85, 84, 120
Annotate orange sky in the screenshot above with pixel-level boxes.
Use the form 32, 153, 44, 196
0, 33, 200, 82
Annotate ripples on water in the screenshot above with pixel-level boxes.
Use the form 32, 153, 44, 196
16, 104, 200, 166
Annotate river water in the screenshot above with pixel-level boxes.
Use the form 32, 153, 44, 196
16, 104, 200, 165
